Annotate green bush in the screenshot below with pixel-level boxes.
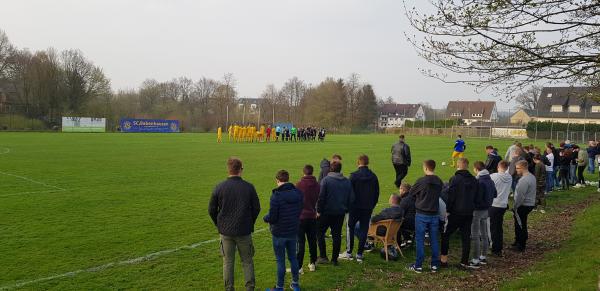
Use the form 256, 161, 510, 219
526, 121, 600, 132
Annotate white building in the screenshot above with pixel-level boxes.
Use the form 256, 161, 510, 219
378, 104, 425, 128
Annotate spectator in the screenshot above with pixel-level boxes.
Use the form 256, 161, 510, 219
316, 161, 354, 266
471, 161, 497, 266
576, 146, 588, 187
441, 158, 478, 269
586, 141, 597, 174
484, 145, 501, 174
371, 194, 403, 223
509, 148, 526, 191
557, 149, 570, 190
569, 146, 579, 186
512, 160, 537, 252
209, 157, 261, 291
341, 155, 380, 263
489, 160, 512, 257
533, 155, 547, 213
407, 160, 444, 273
295, 165, 320, 273
318, 154, 342, 183
544, 148, 555, 193
398, 183, 416, 246
504, 140, 518, 161
391, 135, 412, 187
264, 170, 303, 291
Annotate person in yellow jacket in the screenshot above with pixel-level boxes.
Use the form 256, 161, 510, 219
228, 125, 233, 142
217, 127, 222, 143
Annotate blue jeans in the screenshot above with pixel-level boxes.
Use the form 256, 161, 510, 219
569, 165, 577, 185
588, 157, 595, 174
415, 213, 440, 268
272, 236, 299, 288
546, 171, 554, 192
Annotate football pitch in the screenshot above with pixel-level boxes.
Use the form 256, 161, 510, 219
0, 133, 539, 290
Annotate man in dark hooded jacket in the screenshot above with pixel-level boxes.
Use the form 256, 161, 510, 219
484, 145, 501, 174
470, 161, 497, 266
440, 158, 478, 269
340, 155, 379, 263
264, 170, 304, 291
318, 154, 342, 183
316, 161, 354, 266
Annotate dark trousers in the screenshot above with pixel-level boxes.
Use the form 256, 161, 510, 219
577, 165, 586, 184
297, 218, 318, 267
393, 164, 408, 187
317, 214, 345, 262
513, 206, 534, 250
441, 214, 473, 265
489, 206, 507, 254
346, 209, 372, 256
559, 168, 570, 189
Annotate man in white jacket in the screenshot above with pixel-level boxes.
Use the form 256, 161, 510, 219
489, 160, 512, 257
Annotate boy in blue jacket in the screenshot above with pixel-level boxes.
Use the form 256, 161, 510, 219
264, 170, 304, 291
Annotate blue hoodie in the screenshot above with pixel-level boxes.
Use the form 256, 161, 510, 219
263, 183, 303, 238
475, 170, 497, 210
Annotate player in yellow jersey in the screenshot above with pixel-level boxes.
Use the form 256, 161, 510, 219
228, 125, 233, 142
217, 127, 222, 143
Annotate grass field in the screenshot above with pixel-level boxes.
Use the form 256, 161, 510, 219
0, 133, 596, 290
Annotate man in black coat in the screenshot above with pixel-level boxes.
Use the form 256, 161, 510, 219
484, 145, 501, 174
440, 158, 479, 270
340, 155, 379, 262
209, 157, 261, 291
316, 161, 354, 266
391, 135, 412, 187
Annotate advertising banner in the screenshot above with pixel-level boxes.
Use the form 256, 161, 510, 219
62, 117, 106, 132
120, 119, 179, 133
492, 127, 527, 139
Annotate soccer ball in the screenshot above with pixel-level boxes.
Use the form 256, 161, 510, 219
442, 162, 447, 166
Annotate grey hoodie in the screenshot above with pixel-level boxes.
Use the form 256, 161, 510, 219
514, 173, 536, 208
490, 170, 512, 208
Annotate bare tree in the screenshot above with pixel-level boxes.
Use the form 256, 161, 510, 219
405, 0, 600, 98
280, 77, 306, 123
515, 85, 543, 111
0, 29, 13, 79
345, 73, 361, 127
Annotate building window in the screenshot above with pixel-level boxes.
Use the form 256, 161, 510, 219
472, 113, 483, 117
591, 106, 600, 113
451, 113, 461, 117
550, 105, 562, 112
568, 105, 580, 113
250, 104, 257, 110
547, 93, 553, 98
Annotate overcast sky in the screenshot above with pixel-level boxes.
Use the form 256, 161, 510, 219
0, 0, 516, 109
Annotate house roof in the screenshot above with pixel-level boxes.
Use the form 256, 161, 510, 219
380, 104, 421, 118
446, 100, 496, 120
537, 87, 600, 112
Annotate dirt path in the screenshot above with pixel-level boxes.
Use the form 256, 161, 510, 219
405, 194, 600, 290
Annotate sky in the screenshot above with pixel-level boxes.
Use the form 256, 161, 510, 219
0, 0, 516, 109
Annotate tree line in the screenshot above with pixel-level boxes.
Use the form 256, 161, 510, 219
0, 30, 378, 132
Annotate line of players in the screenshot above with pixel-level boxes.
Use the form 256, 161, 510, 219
217, 124, 326, 143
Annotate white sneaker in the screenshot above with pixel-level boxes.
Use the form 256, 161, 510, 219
540, 209, 546, 214
597, 188, 600, 193
338, 252, 354, 260
308, 263, 316, 272
575, 183, 582, 188
298, 268, 304, 275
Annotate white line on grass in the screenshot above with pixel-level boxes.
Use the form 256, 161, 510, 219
0, 171, 66, 198
0, 227, 269, 290
0, 147, 10, 155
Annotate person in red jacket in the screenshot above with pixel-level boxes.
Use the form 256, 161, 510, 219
295, 164, 320, 272
266, 126, 272, 142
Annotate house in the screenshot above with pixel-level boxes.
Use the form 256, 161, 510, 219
446, 100, 498, 125
237, 97, 263, 113
510, 87, 600, 125
378, 104, 425, 128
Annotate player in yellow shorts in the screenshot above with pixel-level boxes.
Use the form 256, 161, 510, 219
451, 134, 466, 167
